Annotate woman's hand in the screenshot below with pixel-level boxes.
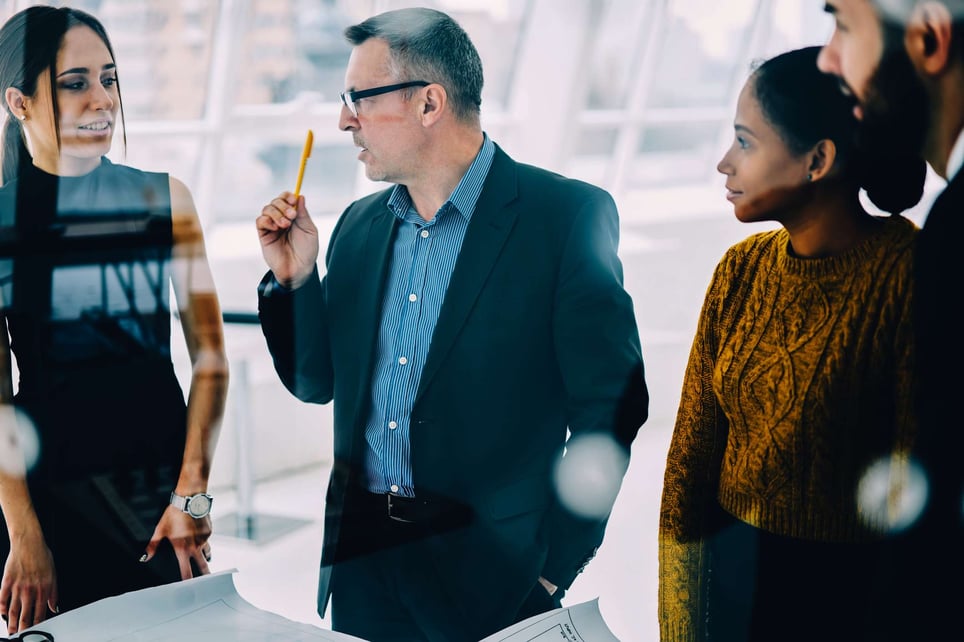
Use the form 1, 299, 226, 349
140, 505, 212, 580
0, 531, 58, 634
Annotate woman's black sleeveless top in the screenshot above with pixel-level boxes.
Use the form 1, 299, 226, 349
0, 158, 187, 482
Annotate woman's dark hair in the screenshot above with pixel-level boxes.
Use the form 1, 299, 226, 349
0, 5, 126, 184
750, 45, 925, 215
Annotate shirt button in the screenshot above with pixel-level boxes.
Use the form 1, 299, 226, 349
420, 230, 430, 239
409, 294, 417, 302
398, 357, 408, 365
390, 484, 399, 493
388, 421, 398, 430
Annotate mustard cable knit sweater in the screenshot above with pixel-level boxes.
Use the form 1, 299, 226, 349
658, 215, 917, 641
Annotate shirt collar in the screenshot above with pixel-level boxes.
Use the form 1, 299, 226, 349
387, 133, 495, 222
946, 127, 964, 182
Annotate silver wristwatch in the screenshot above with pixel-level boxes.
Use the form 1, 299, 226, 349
169, 491, 214, 518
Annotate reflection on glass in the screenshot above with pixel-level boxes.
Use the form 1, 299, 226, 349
647, 0, 758, 109
231, 1, 529, 110
234, 0, 354, 105
585, 0, 650, 110
43, 0, 222, 121
213, 139, 357, 220
112, 135, 202, 187
0, 169, 174, 363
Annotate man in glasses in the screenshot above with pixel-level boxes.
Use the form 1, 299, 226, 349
818, 1, 964, 639
255, 7, 648, 641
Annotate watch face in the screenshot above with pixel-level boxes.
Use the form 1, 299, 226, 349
187, 494, 212, 518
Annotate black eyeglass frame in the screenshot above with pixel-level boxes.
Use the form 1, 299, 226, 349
0, 630, 54, 642
339, 81, 431, 117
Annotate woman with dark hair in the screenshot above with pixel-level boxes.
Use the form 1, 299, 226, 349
0, 5, 228, 633
658, 46, 924, 641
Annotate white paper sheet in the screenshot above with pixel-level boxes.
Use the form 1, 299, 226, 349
19, 572, 620, 641
478, 598, 620, 642
19, 570, 363, 642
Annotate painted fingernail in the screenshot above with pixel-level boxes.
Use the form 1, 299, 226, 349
139, 554, 148, 563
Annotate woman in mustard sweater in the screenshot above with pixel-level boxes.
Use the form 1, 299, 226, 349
658, 46, 925, 641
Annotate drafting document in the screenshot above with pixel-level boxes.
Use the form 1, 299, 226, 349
478, 598, 620, 642
19, 571, 617, 641
18, 569, 365, 642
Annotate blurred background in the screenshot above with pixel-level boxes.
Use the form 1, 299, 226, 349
0, 1, 941, 640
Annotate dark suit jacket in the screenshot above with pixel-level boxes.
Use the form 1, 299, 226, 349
875, 167, 964, 641
258, 144, 648, 631
913, 168, 964, 505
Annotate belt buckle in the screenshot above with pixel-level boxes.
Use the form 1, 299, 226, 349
386, 492, 416, 523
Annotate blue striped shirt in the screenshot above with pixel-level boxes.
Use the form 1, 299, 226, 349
363, 134, 495, 495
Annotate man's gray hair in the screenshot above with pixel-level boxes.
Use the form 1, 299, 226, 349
344, 8, 484, 124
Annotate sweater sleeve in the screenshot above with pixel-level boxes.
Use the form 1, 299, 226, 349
658, 256, 732, 641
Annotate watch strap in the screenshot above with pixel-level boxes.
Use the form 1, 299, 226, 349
170, 491, 189, 512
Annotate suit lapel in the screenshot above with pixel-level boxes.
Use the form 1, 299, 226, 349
415, 148, 519, 403
351, 201, 398, 424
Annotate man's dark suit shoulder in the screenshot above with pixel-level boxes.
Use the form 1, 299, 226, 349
333, 150, 618, 232
512, 157, 617, 210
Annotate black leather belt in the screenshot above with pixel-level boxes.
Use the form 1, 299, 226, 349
359, 490, 471, 527
385, 492, 435, 523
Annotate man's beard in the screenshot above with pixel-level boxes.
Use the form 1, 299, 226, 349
847, 37, 932, 212
859, 40, 931, 168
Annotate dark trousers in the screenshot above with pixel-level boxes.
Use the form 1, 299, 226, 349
329, 490, 559, 642
706, 516, 884, 642
0, 473, 183, 615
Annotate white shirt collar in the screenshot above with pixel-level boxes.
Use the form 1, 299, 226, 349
946, 127, 964, 181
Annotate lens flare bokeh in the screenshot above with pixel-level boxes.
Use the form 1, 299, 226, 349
0, 407, 40, 477
856, 455, 928, 534
553, 433, 629, 520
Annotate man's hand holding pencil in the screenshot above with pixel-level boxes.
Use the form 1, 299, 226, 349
256, 130, 320, 290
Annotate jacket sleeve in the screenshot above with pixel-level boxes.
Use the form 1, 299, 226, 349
257, 209, 350, 405
257, 267, 333, 404
540, 188, 649, 589
658, 257, 731, 641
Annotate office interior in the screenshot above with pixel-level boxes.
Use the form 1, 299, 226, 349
0, 1, 942, 640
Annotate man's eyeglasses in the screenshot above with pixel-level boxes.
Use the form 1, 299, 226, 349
339, 81, 430, 118
0, 631, 54, 642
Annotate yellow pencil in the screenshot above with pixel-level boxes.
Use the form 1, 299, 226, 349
293, 129, 314, 197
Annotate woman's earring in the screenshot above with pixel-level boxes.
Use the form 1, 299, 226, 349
17, 113, 25, 121
806, 173, 813, 182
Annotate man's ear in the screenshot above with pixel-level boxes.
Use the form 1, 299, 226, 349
807, 139, 837, 182
905, 1, 954, 77
418, 83, 447, 126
